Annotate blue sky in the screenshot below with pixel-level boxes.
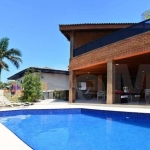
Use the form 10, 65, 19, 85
0, 0, 149, 82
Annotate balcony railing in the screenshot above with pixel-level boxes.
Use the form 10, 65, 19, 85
73, 19, 150, 57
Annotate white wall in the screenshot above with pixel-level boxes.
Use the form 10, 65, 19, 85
14, 72, 69, 91
41, 73, 69, 90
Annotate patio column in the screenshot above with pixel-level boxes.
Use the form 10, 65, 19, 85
70, 31, 75, 62
107, 60, 115, 104
69, 70, 76, 103
98, 75, 103, 91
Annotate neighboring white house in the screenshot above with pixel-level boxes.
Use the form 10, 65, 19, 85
7, 67, 69, 91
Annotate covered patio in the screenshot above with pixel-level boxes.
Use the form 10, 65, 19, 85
73, 52, 150, 105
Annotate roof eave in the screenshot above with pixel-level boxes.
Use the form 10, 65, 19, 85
7, 67, 69, 80
59, 23, 136, 41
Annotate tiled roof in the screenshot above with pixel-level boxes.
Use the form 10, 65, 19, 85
7, 67, 69, 80
59, 23, 136, 26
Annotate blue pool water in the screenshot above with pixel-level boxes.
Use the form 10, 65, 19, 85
0, 109, 150, 150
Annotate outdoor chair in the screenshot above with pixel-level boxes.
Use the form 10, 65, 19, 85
76, 87, 92, 100
97, 91, 105, 100
145, 89, 150, 103
0, 96, 32, 107
0, 101, 4, 107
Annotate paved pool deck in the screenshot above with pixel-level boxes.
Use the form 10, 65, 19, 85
1, 99, 150, 150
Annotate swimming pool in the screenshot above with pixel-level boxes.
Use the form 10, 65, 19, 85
0, 108, 150, 150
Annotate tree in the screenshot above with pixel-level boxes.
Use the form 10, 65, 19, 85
21, 69, 42, 102
0, 81, 8, 89
0, 37, 22, 81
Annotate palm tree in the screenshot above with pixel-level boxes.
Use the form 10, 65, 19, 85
0, 37, 22, 81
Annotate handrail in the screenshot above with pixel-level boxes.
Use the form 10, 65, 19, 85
73, 19, 150, 57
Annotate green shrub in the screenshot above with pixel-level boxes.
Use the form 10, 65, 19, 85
54, 90, 69, 101
20, 69, 42, 102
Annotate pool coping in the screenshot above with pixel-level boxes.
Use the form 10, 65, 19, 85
1, 103, 150, 149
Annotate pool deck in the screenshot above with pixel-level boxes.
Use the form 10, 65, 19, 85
1, 99, 150, 150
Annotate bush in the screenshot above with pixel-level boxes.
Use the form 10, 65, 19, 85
53, 90, 69, 101
4, 91, 22, 102
20, 69, 42, 102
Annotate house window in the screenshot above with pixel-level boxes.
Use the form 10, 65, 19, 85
78, 82, 86, 90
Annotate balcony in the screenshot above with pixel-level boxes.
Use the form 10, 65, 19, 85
73, 19, 150, 57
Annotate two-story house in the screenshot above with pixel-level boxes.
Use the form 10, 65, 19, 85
60, 19, 150, 105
